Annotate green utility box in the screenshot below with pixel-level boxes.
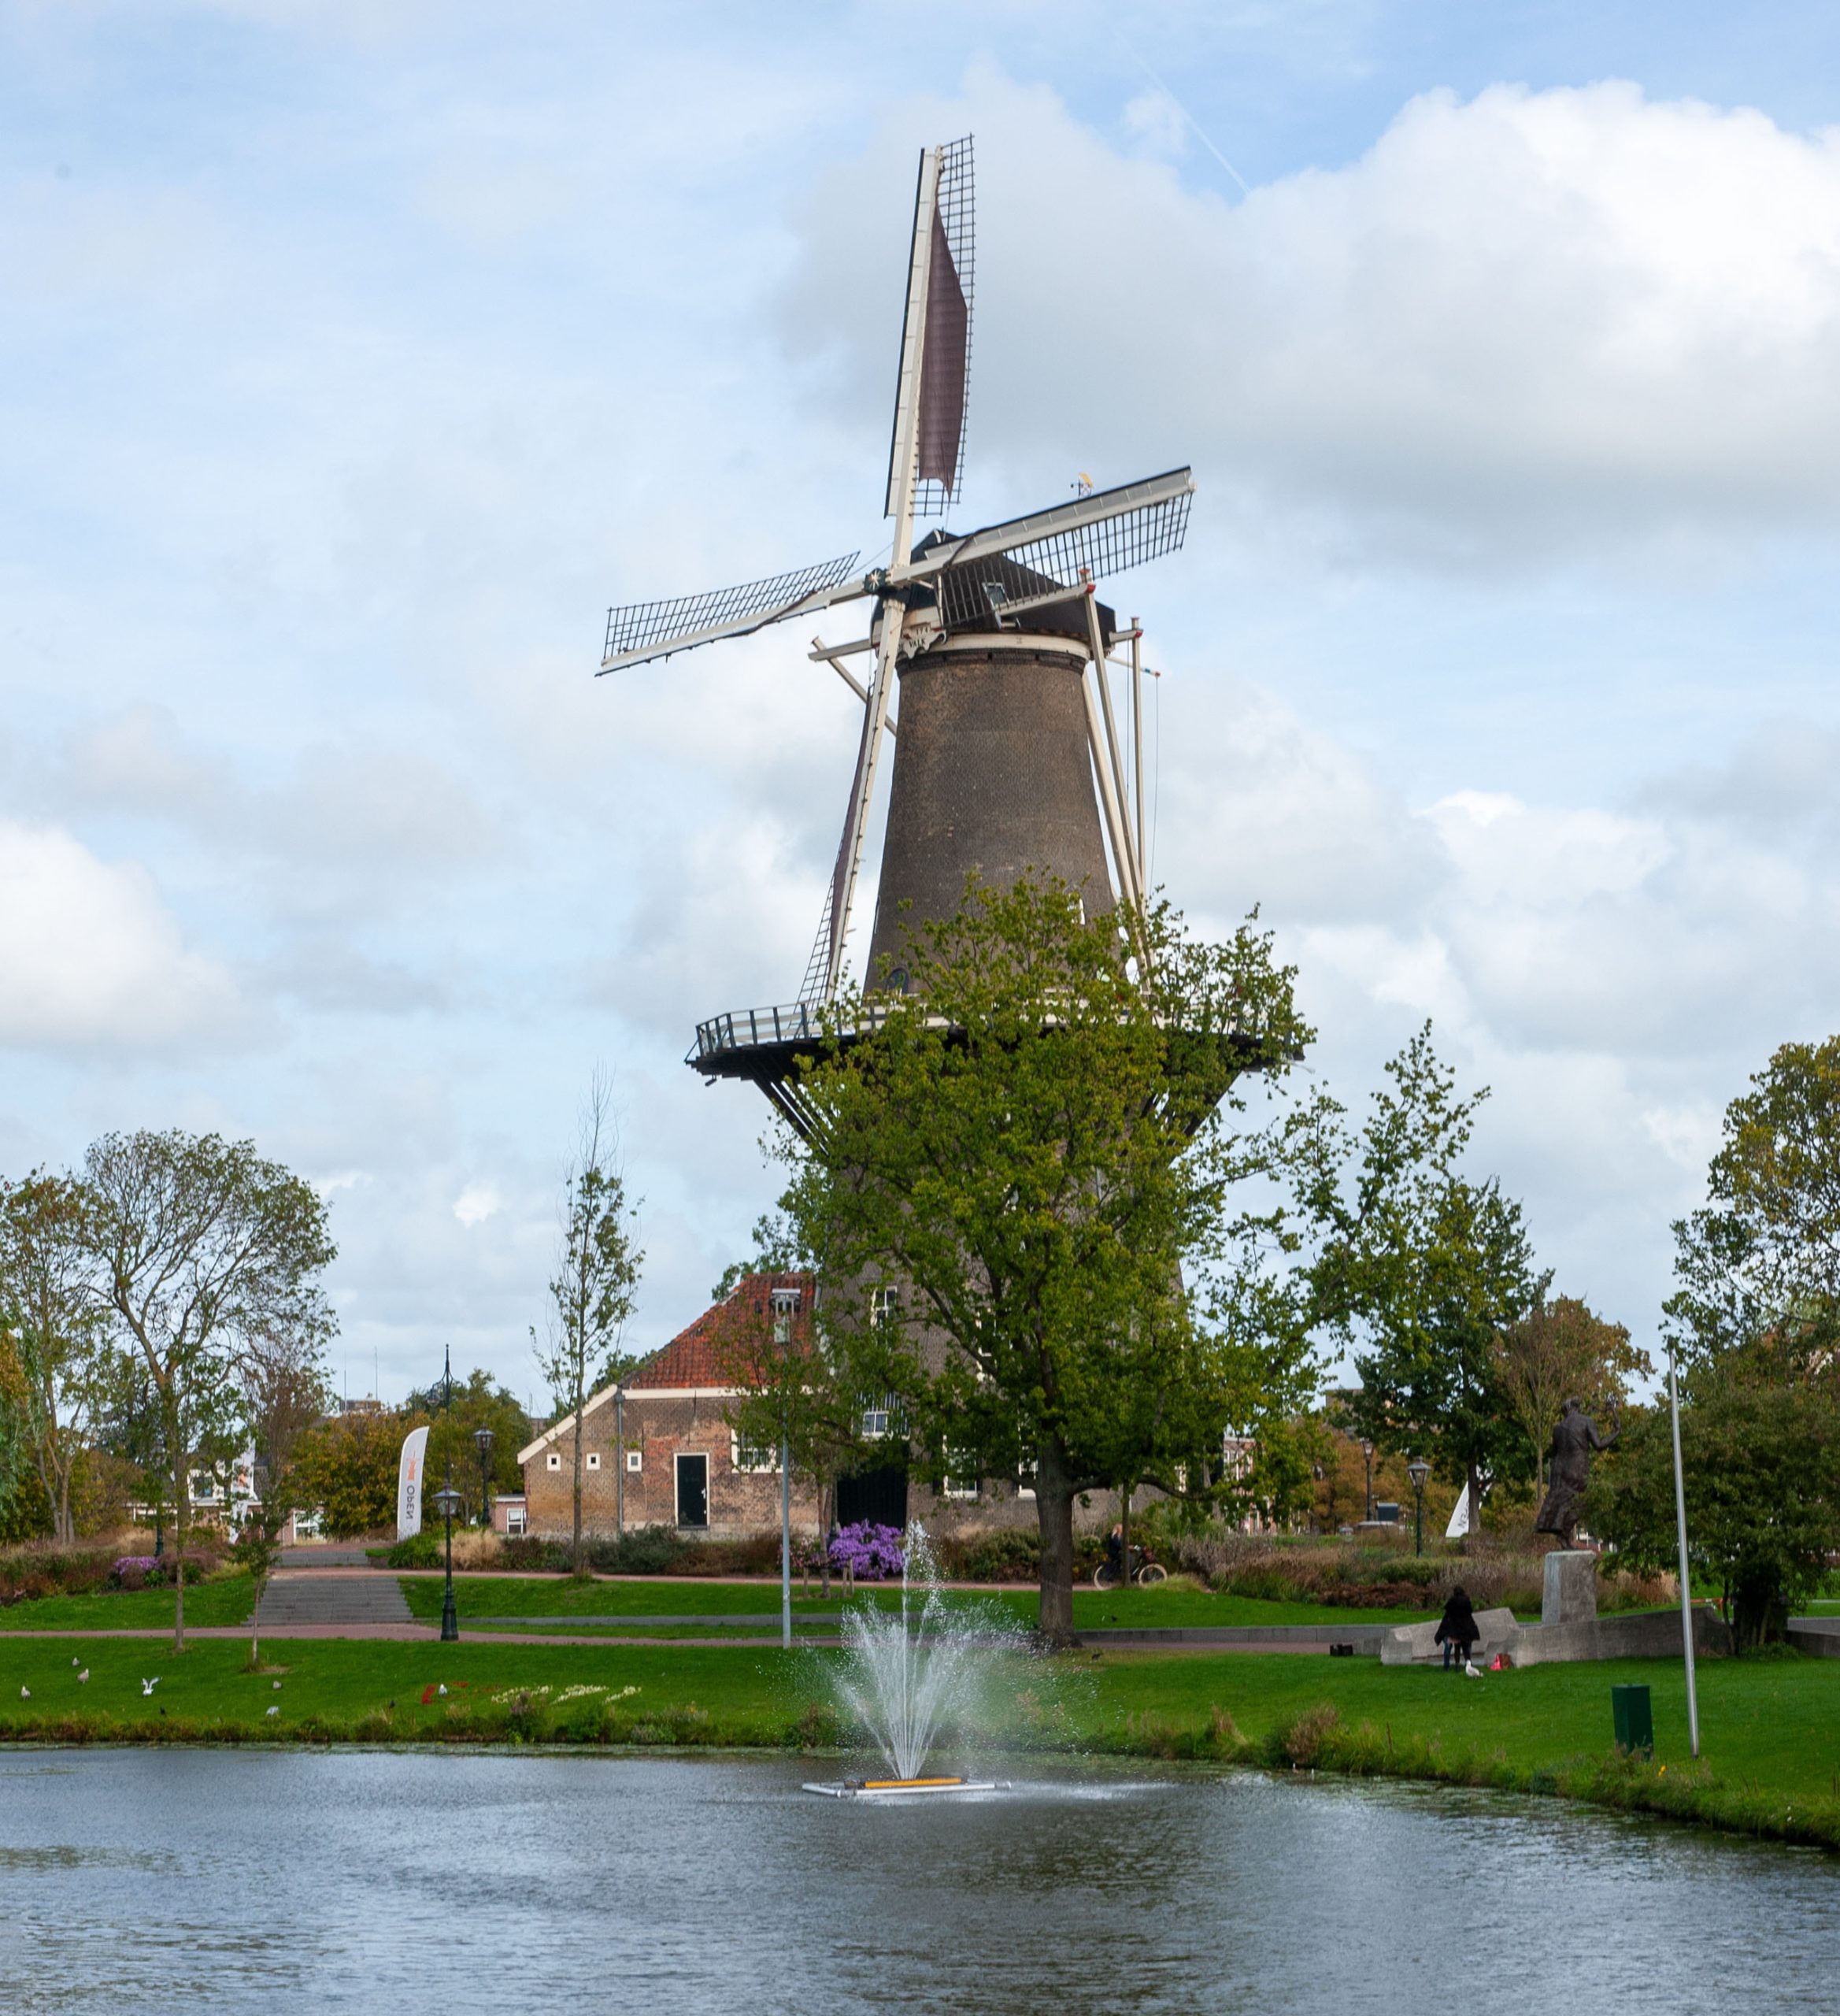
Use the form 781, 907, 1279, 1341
1612, 1683, 1654, 1756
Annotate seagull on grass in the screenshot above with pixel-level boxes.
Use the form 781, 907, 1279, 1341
141, 1677, 160, 1695
78, 1670, 89, 1684
20, 1686, 28, 1699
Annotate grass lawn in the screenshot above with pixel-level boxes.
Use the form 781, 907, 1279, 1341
0, 1622, 1834, 1845
0, 1573, 254, 1633
398, 1574, 1436, 1632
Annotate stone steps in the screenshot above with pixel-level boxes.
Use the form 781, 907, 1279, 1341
257, 1576, 413, 1626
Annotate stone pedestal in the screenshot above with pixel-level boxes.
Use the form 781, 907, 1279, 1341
1542, 1549, 1598, 1626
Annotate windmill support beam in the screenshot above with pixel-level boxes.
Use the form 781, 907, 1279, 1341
1083, 582, 1143, 908
1131, 620, 1146, 882
1081, 662, 1145, 932
812, 638, 897, 735
825, 610, 903, 997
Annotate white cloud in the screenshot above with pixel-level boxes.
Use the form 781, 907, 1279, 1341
0, 817, 243, 1049
452, 1180, 501, 1226
790, 73, 1840, 568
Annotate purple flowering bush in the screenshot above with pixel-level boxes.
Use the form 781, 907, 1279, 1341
827, 1521, 905, 1581
113, 1556, 164, 1590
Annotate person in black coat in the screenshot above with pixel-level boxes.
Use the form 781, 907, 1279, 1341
1435, 1586, 1479, 1671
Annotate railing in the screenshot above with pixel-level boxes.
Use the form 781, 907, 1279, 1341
688, 999, 913, 1063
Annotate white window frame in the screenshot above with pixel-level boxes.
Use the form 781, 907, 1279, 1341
546, 1451, 561, 1472
626, 1448, 642, 1473
770, 1286, 801, 1347
861, 1392, 899, 1439
942, 1451, 979, 1500
585, 1451, 601, 1471
731, 1430, 779, 1475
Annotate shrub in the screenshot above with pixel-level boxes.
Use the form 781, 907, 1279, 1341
829, 1521, 905, 1581
385, 1532, 442, 1569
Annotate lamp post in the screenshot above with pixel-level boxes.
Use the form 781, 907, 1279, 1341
1361, 1440, 1375, 1523
435, 1343, 459, 1643
1407, 1458, 1430, 1557
475, 1427, 494, 1529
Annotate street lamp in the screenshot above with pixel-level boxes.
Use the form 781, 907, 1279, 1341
1407, 1458, 1431, 1557
435, 1343, 460, 1643
1361, 1440, 1375, 1523
475, 1427, 494, 1529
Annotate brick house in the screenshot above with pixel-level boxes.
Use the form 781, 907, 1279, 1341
516, 1270, 1073, 1544
516, 1273, 824, 1540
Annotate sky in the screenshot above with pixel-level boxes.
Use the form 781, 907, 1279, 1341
7, 0, 1840, 1406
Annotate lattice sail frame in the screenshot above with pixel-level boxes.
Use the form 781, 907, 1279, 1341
912, 136, 974, 521
992, 486, 1190, 587
604, 551, 861, 665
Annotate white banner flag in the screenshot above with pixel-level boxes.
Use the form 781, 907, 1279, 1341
397, 1426, 430, 1540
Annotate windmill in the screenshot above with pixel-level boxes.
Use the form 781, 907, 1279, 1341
600, 137, 1194, 1132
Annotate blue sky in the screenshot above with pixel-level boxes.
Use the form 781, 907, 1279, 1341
7, 1, 1840, 1405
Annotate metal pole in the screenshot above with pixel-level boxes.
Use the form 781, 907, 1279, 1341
440, 1345, 458, 1644
1668, 1352, 1700, 1758
1414, 1483, 1424, 1557
780, 1432, 792, 1651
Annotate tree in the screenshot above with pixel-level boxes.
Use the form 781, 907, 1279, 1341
1302, 1028, 1541, 1526
1590, 1343, 1840, 1647
1666, 1035, 1840, 1370
768, 874, 1313, 1641
401, 1369, 533, 1521
1494, 1295, 1649, 1492
531, 1076, 643, 1573
290, 1408, 413, 1538
230, 1319, 333, 1666
715, 1236, 876, 1598
79, 1131, 336, 1651
0, 1173, 112, 1544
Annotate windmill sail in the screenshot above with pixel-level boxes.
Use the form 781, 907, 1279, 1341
600, 550, 863, 673
905, 467, 1194, 589
887, 137, 975, 522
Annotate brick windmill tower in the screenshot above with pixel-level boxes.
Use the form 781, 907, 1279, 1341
600, 138, 1194, 1132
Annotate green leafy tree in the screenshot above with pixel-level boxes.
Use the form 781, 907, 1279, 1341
402, 1369, 533, 1521
290, 1409, 413, 1538
0, 1173, 112, 1544
768, 874, 1313, 1641
1666, 1035, 1840, 1369
1590, 1343, 1840, 1647
1302, 1028, 1541, 1526
1494, 1296, 1650, 1493
531, 1076, 643, 1572
715, 1233, 876, 1596
79, 1131, 336, 1651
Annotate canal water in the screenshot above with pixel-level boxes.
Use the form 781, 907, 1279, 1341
1, 1751, 1835, 2012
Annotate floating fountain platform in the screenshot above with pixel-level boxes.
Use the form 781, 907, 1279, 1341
803, 1776, 1007, 1799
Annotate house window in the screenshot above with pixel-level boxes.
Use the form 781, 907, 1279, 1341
626, 1449, 642, 1473
731, 1431, 778, 1474
1016, 1466, 1036, 1500
872, 1286, 898, 1329
861, 1392, 900, 1439
546, 1452, 561, 1472
769, 1286, 800, 1346
942, 1451, 979, 1500
505, 1506, 527, 1538
586, 1452, 601, 1471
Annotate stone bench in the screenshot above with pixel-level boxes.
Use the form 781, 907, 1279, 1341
1379, 1606, 1519, 1667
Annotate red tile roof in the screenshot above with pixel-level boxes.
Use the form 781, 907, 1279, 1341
626, 1271, 815, 1391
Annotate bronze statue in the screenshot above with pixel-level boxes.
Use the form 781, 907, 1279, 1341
1535, 1398, 1618, 1550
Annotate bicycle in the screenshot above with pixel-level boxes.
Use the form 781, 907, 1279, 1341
1092, 1547, 1168, 1590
